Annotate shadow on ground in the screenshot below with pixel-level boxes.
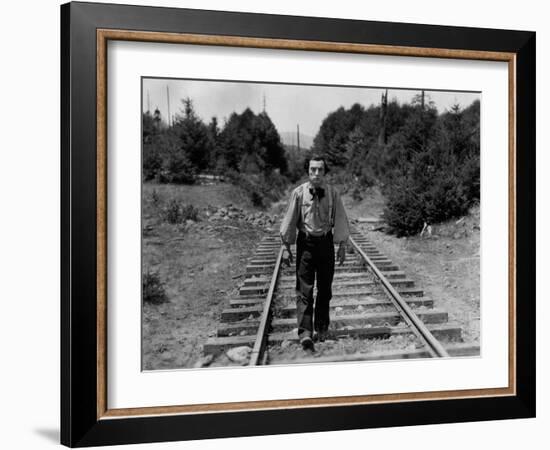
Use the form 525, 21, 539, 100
34, 428, 59, 444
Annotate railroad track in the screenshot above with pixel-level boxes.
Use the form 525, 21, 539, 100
203, 228, 479, 365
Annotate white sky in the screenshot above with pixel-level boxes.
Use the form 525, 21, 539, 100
142, 78, 480, 138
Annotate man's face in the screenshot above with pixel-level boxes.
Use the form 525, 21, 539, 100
308, 160, 326, 187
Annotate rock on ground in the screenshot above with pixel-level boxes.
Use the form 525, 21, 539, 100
226, 346, 252, 363
193, 354, 214, 368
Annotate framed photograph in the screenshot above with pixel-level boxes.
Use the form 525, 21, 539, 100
61, 1, 535, 447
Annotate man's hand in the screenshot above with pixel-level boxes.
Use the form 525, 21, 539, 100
337, 242, 346, 266
282, 248, 294, 267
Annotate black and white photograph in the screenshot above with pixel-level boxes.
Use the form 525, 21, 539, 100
141, 77, 481, 370
0, 0, 543, 447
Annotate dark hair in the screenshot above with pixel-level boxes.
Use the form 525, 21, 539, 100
304, 155, 330, 174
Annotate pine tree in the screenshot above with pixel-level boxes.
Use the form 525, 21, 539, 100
172, 98, 212, 174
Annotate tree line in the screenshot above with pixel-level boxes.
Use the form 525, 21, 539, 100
310, 93, 480, 235
143, 93, 480, 235
143, 98, 290, 206
143, 98, 287, 182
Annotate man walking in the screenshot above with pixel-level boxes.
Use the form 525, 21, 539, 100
280, 155, 350, 351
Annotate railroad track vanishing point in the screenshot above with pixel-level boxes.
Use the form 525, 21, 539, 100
203, 227, 480, 366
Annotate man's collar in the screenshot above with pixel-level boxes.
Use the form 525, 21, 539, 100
307, 181, 327, 191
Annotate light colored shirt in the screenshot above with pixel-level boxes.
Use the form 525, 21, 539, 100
280, 181, 350, 245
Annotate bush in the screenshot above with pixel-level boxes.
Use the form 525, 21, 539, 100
143, 271, 168, 305
150, 189, 161, 207
164, 199, 183, 224
181, 204, 199, 221
226, 169, 288, 209
162, 150, 197, 184
424, 174, 468, 223
459, 153, 480, 201
351, 185, 363, 202
383, 177, 426, 236
383, 154, 471, 236
163, 199, 200, 224
250, 191, 264, 207
143, 144, 163, 181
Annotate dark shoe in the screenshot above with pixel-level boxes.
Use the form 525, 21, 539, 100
300, 336, 315, 352
317, 329, 328, 342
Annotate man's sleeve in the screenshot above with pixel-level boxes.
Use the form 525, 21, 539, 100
332, 190, 350, 244
280, 188, 300, 245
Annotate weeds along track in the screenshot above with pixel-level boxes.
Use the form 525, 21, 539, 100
203, 228, 480, 365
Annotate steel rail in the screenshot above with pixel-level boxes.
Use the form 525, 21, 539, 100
249, 245, 284, 366
349, 235, 449, 358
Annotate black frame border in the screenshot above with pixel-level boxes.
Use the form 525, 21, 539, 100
61, 1, 535, 447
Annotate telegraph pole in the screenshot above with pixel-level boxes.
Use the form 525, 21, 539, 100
297, 124, 301, 151
378, 89, 388, 145
166, 85, 171, 127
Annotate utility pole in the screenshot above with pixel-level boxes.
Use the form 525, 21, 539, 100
378, 89, 388, 145
421, 90, 425, 110
297, 124, 301, 151
147, 91, 151, 113
166, 85, 171, 127
262, 93, 266, 113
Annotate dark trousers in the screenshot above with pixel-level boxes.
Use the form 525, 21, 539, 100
295, 231, 335, 338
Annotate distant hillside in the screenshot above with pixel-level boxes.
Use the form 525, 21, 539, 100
279, 131, 313, 149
